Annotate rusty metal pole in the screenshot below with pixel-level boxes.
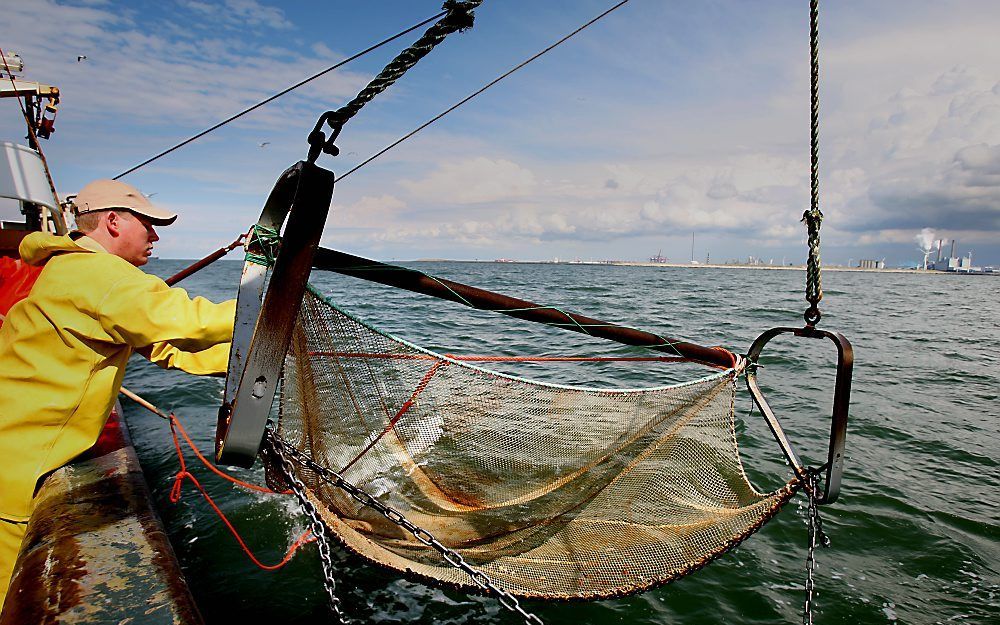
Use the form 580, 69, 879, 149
312, 248, 736, 369
164, 234, 245, 287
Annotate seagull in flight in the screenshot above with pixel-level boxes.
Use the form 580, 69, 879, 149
77, 55, 87, 62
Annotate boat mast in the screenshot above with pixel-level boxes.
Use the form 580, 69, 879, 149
0, 51, 69, 236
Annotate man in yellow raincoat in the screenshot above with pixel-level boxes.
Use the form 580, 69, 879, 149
0, 179, 236, 611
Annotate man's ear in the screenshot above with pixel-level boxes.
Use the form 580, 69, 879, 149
105, 211, 122, 237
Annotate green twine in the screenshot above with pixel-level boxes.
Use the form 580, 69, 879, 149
244, 224, 281, 266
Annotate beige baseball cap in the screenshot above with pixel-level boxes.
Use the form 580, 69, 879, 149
72, 179, 178, 226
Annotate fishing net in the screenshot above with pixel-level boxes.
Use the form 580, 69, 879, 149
271, 287, 798, 600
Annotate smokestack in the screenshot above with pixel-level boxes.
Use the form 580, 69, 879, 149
950, 239, 956, 259
937, 240, 943, 262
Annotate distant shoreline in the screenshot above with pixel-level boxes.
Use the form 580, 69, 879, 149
410, 259, 998, 275
152, 257, 996, 276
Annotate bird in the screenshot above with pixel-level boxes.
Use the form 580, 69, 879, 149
77, 55, 87, 62
259, 141, 270, 148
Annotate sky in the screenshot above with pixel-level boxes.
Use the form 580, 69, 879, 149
2, 0, 1000, 267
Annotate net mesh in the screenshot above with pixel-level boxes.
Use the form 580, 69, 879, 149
273, 287, 798, 600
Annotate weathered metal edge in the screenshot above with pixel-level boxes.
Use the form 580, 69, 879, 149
2, 404, 204, 625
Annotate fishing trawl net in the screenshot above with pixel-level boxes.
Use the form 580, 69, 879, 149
272, 287, 798, 600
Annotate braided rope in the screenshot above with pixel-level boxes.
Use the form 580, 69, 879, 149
308, 1, 483, 160
334, 1, 481, 125
802, 0, 823, 326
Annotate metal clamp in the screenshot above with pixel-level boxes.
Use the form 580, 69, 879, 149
215, 160, 336, 467
307, 111, 344, 163
745, 325, 853, 504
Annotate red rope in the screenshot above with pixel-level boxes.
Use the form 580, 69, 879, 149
339, 359, 447, 473
168, 414, 314, 571
170, 413, 286, 494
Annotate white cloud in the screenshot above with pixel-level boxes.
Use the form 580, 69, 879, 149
3, 0, 368, 130
831, 72, 1000, 233
179, 0, 293, 30
329, 194, 406, 229
401, 157, 538, 205
324, 149, 812, 251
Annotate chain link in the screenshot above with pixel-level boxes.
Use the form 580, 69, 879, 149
264, 425, 351, 625
265, 428, 545, 625
803, 469, 830, 625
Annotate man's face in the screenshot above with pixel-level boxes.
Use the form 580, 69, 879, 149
114, 210, 159, 266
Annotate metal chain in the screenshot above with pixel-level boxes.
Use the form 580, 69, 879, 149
265, 428, 545, 625
802, 0, 823, 327
803, 469, 831, 625
264, 426, 351, 625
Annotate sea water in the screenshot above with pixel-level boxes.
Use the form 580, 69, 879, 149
125, 260, 999, 625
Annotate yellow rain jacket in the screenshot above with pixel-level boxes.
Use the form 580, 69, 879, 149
0, 232, 235, 521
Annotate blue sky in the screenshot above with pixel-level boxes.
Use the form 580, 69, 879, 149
3, 0, 1000, 266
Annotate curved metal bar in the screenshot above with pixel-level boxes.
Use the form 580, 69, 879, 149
215, 161, 336, 467
219, 163, 301, 417
745, 325, 853, 504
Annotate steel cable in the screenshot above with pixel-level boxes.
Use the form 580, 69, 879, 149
339, 0, 630, 180
112, 10, 451, 180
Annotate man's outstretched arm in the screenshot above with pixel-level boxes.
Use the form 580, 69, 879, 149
135, 340, 232, 376
97, 270, 236, 353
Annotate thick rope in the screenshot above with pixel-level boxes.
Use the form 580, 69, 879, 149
339, 0, 631, 180
801, 0, 823, 326
331, 1, 480, 126
308, 0, 484, 161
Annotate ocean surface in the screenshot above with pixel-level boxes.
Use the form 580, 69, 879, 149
124, 259, 999, 625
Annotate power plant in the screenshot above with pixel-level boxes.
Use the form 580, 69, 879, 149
927, 239, 981, 272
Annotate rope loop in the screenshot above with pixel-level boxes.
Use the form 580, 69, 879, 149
803, 306, 821, 327
169, 470, 191, 503
167, 412, 314, 571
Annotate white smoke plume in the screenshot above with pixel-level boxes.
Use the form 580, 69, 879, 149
915, 228, 936, 253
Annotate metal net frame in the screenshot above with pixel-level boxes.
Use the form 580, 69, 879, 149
270, 285, 799, 600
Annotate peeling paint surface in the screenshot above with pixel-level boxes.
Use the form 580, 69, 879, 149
2, 413, 203, 625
